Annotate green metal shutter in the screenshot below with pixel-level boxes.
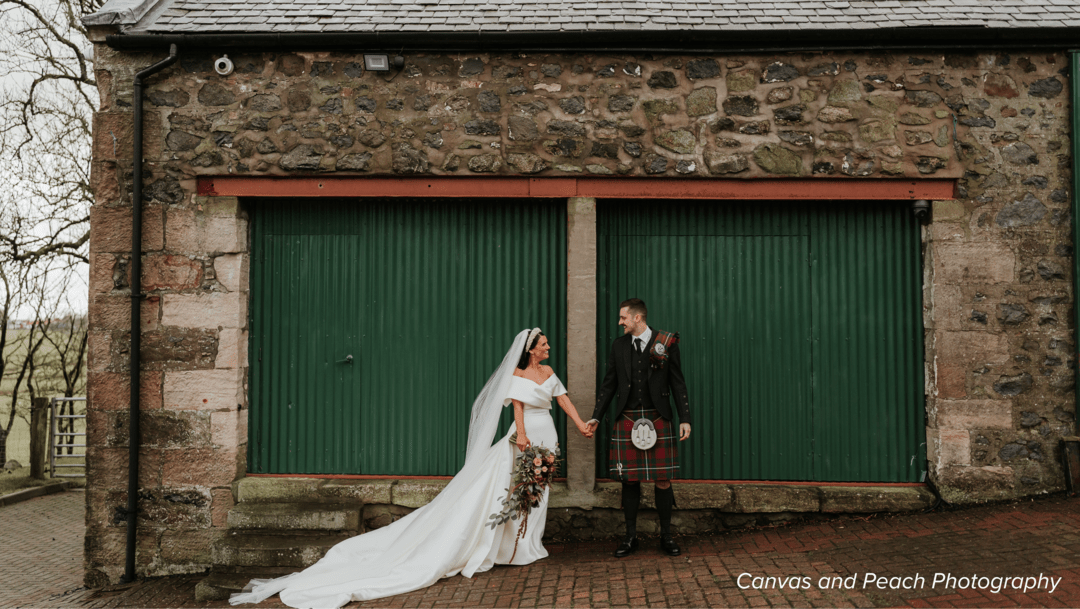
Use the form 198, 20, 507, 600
249, 198, 567, 475
597, 200, 925, 482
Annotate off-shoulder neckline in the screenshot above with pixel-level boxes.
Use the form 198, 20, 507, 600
513, 373, 557, 387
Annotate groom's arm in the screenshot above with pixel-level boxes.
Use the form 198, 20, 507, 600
590, 342, 619, 423
667, 342, 692, 426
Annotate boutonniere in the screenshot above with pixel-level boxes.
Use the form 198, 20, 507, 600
649, 330, 679, 369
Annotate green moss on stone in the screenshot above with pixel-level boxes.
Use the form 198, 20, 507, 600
643, 98, 679, 124
899, 112, 932, 125
821, 131, 853, 142
859, 119, 896, 143
655, 129, 696, 154
827, 79, 863, 107
726, 69, 757, 92
867, 95, 900, 114
686, 87, 718, 117
753, 143, 803, 175
935, 125, 950, 147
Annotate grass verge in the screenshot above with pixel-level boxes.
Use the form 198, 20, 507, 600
0, 467, 80, 495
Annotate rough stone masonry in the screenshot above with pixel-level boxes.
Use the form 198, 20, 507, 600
85, 45, 1073, 584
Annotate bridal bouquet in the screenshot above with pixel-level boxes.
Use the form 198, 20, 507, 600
489, 436, 561, 561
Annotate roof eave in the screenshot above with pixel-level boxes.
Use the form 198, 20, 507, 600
104, 25, 1080, 53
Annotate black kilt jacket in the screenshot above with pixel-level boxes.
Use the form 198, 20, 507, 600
591, 330, 692, 425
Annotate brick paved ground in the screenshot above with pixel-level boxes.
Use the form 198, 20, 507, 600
9, 492, 1080, 608
0, 490, 87, 609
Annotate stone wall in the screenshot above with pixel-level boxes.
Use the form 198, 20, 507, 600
93, 47, 980, 181
86, 41, 1073, 584
86, 191, 249, 585
924, 53, 1074, 502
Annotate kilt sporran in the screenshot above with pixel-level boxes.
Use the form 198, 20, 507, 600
609, 405, 678, 482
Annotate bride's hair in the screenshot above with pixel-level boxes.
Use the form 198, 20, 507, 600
516, 331, 545, 369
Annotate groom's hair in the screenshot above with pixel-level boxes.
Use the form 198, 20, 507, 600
620, 298, 647, 321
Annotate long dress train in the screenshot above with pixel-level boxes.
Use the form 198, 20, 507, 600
229, 374, 566, 609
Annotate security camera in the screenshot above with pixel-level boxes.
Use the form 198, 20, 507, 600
214, 55, 234, 76
912, 200, 931, 224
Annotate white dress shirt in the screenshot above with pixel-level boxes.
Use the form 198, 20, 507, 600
632, 326, 652, 354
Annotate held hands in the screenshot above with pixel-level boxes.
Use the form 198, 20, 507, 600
575, 420, 594, 439
585, 420, 599, 436
679, 423, 691, 441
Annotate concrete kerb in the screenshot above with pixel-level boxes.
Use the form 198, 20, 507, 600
0, 481, 74, 507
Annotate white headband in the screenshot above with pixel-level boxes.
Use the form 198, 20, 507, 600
526, 327, 542, 351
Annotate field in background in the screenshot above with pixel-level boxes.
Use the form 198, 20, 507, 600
2, 417, 30, 464
1, 325, 86, 482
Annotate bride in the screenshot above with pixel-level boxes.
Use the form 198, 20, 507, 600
230, 328, 593, 608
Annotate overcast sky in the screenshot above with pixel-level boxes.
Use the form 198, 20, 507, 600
1, 0, 92, 320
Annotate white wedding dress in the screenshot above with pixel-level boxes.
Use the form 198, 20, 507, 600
230, 365, 566, 609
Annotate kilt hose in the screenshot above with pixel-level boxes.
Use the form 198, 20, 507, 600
609, 405, 679, 482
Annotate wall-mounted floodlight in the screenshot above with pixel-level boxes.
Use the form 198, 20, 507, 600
364, 54, 405, 72
364, 54, 389, 71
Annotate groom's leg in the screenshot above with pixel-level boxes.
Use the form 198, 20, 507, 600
621, 482, 641, 538
654, 479, 674, 536
613, 482, 642, 557
654, 479, 681, 555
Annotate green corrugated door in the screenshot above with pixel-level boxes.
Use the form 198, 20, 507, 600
597, 200, 925, 482
249, 198, 567, 475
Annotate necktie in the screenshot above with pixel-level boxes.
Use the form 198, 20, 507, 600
635, 338, 643, 354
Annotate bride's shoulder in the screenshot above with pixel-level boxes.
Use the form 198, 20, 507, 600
512, 369, 526, 378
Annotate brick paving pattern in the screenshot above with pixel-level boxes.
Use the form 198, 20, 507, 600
12, 492, 1080, 608
0, 490, 87, 609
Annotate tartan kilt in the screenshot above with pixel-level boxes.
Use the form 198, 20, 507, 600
609, 405, 679, 482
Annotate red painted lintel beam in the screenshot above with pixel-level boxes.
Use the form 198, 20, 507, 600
198, 176, 956, 201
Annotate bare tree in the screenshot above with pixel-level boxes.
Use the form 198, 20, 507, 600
0, 0, 100, 267
0, 256, 86, 465
0, 264, 49, 466
0, 0, 96, 467
35, 281, 88, 455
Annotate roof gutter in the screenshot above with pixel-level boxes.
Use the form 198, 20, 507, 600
104, 26, 1080, 53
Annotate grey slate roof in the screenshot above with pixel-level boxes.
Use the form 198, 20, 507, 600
87, 0, 1080, 34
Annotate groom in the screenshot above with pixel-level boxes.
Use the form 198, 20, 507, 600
586, 298, 692, 557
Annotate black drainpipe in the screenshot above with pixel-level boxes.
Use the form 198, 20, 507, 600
1072, 50, 1080, 439
122, 43, 178, 585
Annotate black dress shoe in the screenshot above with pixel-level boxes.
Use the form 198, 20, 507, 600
660, 535, 681, 556
613, 536, 638, 558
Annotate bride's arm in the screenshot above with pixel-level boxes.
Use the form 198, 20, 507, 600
512, 399, 530, 451
555, 394, 593, 438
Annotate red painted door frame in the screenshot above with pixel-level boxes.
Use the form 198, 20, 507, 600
199, 176, 956, 200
